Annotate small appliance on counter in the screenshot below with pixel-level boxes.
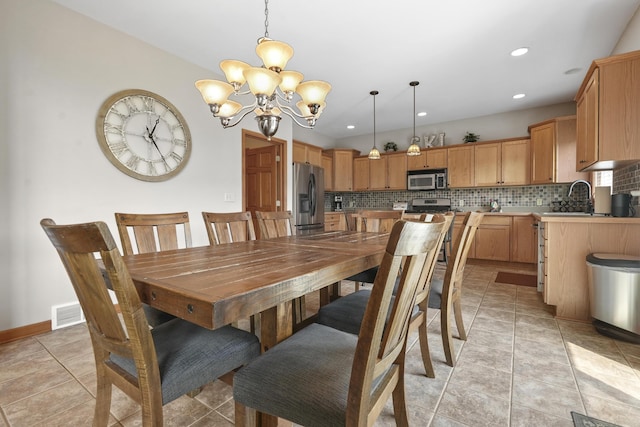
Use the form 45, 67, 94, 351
333, 195, 343, 211
611, 193, 635, 217
392, 201, 408, 211
593, 186, 612, 215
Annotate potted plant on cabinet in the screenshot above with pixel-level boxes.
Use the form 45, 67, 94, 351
463, 132, 480, 143
383, 142, 398, 152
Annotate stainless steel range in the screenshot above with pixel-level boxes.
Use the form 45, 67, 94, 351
407, 198, 452, 214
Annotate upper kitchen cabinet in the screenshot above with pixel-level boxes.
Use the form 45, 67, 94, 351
406, 147, 448, 170
354, 152, 407, 191
322, 154, 333, 191
447, 145, 474, 188
575, 50, 640, 171
529, 116, 587, 184
323, 149, 360, 191
293, 140, 323, 166
474, 138, 530, 187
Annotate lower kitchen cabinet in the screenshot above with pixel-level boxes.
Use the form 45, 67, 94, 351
511, 215, 537, 263
473, 216, 511, 262
325, 212, 347, 231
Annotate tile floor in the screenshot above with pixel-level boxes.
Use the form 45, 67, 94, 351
1, 261, 640, 426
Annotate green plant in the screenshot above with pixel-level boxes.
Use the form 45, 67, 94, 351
383, 142, 398, 152
463, 132, 480, 143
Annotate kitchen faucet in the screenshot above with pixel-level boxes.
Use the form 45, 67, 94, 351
567, 179, 593, 213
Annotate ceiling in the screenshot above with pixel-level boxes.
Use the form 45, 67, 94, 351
52, 0, 639, 140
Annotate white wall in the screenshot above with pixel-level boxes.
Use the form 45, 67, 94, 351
334, 103, 577, 155
613, 5, 640, 54
0, 0, 294, 330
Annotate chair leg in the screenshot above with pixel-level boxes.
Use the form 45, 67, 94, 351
416, 308, 435, 378
234, 401, 258, 427
93, 372, 112, 427
391, 363, 409, 427
441, 300, 456, 367
453, 294, 467, 341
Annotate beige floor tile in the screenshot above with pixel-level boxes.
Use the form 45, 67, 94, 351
0, 360, 75, 406
513, 353, 577, 389
437, 385, 510, 427
0, 337, 45, 364
457, 341, 513, 374
510, 404, 573, 427
581, 393, 640, 427
514, 335, 570, 366
512, 374, 583, 420
574, 369, 640, 408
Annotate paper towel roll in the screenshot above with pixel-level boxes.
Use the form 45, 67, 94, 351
594, 186, 611, 214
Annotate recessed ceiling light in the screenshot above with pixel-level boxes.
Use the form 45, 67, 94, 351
564, 67, 582, 75
417, 112, 427, 117
513, 93, 526, 99
347, 125, 355, 129
510, 47, 529, 57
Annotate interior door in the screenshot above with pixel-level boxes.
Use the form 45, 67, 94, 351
242, 130, 286, 239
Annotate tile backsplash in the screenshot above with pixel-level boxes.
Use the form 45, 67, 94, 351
325, 161, 640, 214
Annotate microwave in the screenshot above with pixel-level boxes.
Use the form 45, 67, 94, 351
407, 169, 447, 191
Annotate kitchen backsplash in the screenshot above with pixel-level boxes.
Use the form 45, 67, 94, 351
325, 162, 640, 213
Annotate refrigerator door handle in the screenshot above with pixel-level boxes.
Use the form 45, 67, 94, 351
308, 173, 316, 216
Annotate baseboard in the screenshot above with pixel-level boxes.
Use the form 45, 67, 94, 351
0, 320, 52, 344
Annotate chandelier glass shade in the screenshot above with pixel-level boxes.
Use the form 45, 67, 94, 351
368, 90, 381, 160
407, 81, 422, 156
195, 1, 331, 140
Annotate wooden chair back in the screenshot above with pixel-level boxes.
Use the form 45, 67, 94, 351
40, 219, 163, 423
255, 210, 294, 239
202, 211, 256, 245
415, 212, 455, 302
353, 209, 403, 233
349, 219, 445, 424
114, 212, 192, 255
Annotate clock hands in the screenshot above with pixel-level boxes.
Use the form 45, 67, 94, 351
145, 117, 170, 170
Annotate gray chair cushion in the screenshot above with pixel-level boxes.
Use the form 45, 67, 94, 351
143, 304, 176, 327
234, 323, 366, 427
111, 319, 260, 404
345, 266, 378, 284
317, 290, 371, 335
428, 278, 443, 309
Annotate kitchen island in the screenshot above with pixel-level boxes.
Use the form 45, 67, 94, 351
536, 214, 640, 321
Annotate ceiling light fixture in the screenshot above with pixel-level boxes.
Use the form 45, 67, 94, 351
368, 90, 381, 160
510, 47, 529, 57
195, 0, 331, 140
513, 93, 526, 99
407, 81, 422, 157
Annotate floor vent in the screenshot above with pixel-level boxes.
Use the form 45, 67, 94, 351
52, 302, 85, 330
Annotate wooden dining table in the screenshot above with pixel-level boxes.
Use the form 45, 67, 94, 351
119, 230, 389, 350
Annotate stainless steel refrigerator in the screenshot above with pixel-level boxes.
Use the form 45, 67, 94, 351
292, 162, 325, 234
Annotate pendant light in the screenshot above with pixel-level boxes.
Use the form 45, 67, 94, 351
368, 90, 381, 160
407, 81, 422, 156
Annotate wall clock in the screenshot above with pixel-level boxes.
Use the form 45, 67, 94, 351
96, 89, 191, 181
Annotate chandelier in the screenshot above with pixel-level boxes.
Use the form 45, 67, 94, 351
368, 90, 381, 160
195, 0, 331, 140
407, 81, 422, 156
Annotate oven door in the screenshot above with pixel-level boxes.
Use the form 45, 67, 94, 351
407, 173, 436, 190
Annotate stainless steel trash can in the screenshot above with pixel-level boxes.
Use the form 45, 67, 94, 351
586, 253, 640, 343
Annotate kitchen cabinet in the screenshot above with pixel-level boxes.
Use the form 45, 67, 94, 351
537, 215, 640, 321
353, 157, 370, 191
323, 149, 360, 191
407, 147, 447, 170
529, 116, 587, 184
511, 216, 537, 263
474, 139, 530, 187
322, 154, 333, 191
447, 145, 474, 188
575, 50, 640, 171
354, 153, 407, 191
473, 216, 511, 261
324, 212, 347, 231
292, 140, 322, 166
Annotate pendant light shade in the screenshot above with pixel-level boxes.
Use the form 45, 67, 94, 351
407, 81, 422, 156
368, 90, 381, 160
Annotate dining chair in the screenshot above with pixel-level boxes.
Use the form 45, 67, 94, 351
254, 210, 308, 327
427, 211, 483, 367
346, 209, 404, 291
40, 219, 260, 427
233, 219, 445, 427
114, 211, 192, 326
202, 211, 258, 333
316, 213, 454, 378
254, 210, 294, 240
202, 211, 257, 245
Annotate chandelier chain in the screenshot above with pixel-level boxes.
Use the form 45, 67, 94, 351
264, 0, 270, 39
